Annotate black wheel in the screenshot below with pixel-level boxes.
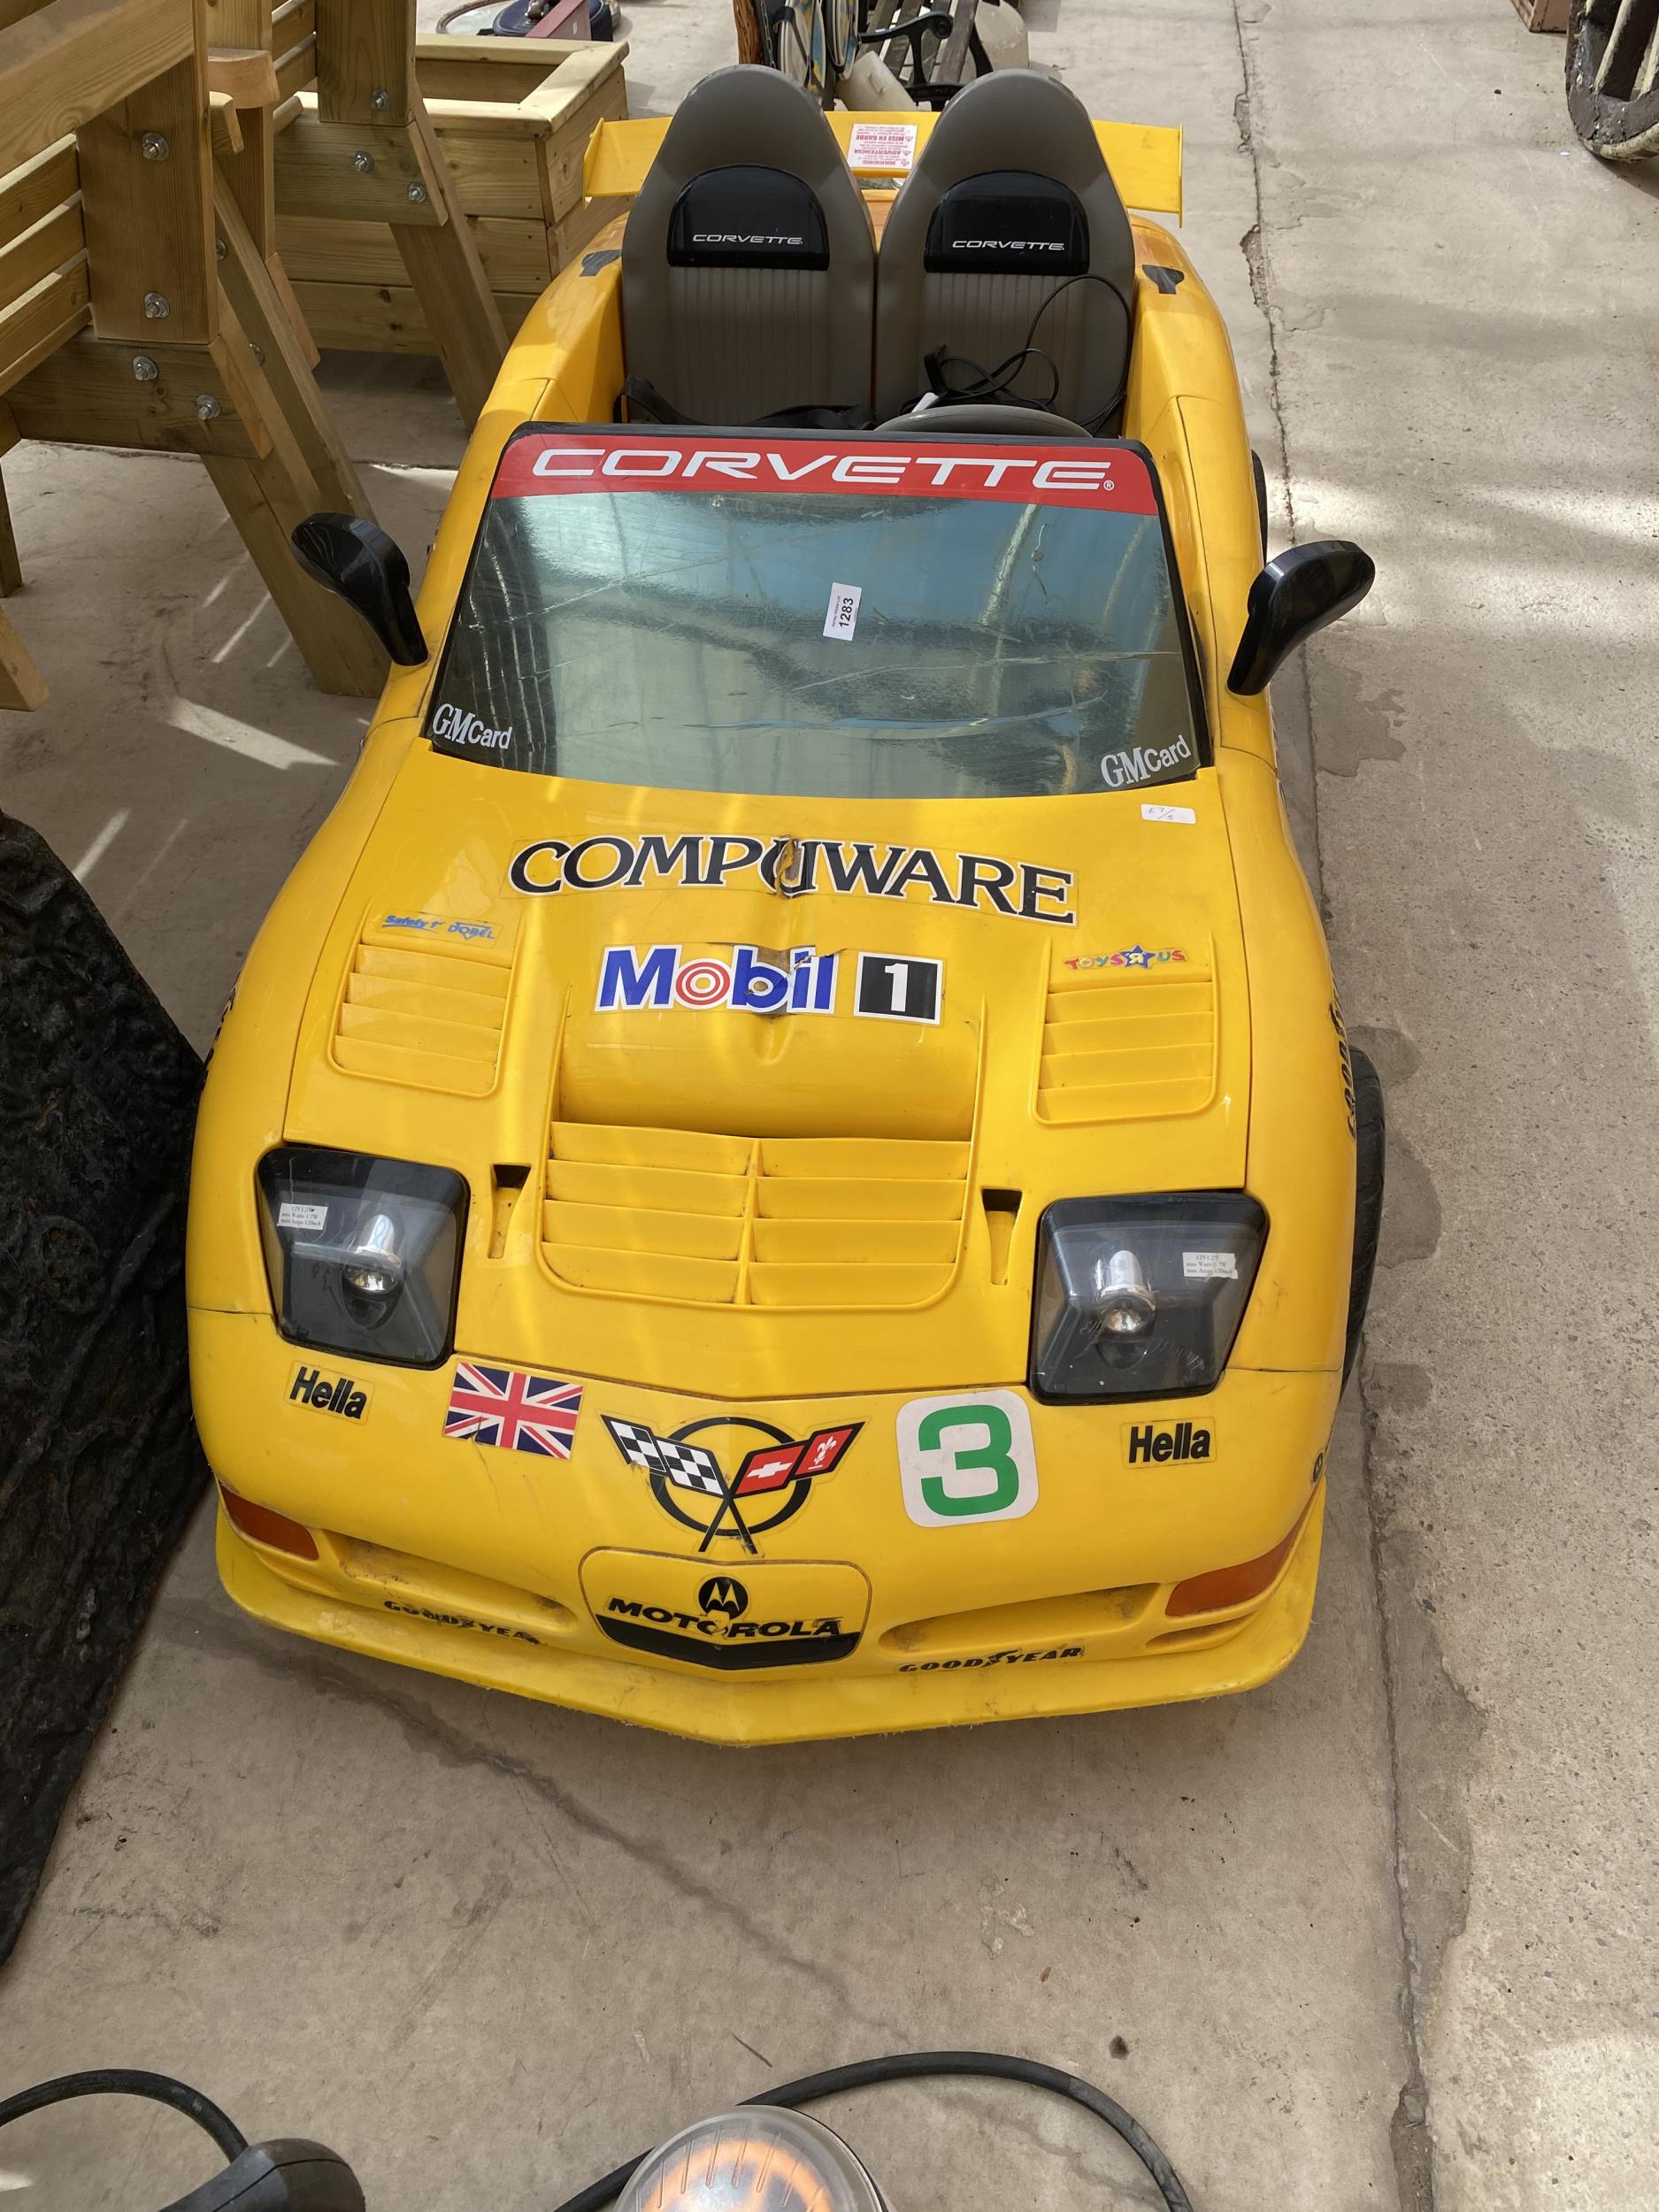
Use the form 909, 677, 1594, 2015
1251, 449, 1269, 557
1567, 0, 1659, 160
1342, 1048, 1385, 1390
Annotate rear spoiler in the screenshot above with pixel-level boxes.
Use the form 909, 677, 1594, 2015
583, 111, 1184, 224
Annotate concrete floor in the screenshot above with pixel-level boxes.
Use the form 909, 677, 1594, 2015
1, 4, 1655, 2208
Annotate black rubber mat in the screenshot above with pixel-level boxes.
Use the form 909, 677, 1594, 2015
0, 815, 207, 1965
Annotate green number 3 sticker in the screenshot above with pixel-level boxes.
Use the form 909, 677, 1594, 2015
898, 1391, 1039, 1527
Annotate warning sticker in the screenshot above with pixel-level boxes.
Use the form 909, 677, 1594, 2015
847, 121, 918, 173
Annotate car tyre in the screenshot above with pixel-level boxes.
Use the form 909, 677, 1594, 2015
1342, 1047, 1385, 1390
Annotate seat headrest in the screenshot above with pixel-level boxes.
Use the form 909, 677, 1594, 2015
667, 165, 831, 271
641, 65, 854, 198
910, 67, 1113, 195
925, 172, 1089, 275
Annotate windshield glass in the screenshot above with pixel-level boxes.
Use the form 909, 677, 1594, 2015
425, 431, 1204, 802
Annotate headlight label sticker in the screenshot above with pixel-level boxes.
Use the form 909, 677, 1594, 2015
442, 1363, 583, 1458
277, 1201, 328, 1233
289, 1362, 369, 1420
1125, 1420, 1213, 1464
897, 1391, 1039, 1526
1141, 803, 1197, 825
1182, 1251, 1238, 1279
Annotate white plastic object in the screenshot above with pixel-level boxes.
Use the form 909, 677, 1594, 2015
840, 49, 918, 111
973, 0, 1029, 70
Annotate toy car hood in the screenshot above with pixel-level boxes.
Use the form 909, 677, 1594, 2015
277, 746, 1248, 1400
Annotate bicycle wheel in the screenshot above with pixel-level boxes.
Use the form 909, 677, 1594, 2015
1567, 0, 1659, 159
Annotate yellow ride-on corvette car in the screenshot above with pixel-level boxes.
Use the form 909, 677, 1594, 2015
188, 67, 1383, 1743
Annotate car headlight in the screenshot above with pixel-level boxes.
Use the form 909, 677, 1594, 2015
1030, 1193, 1267, 1401
255, 1148, 467, 1368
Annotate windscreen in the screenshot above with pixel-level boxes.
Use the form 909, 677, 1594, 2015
425, 432, 1203, 803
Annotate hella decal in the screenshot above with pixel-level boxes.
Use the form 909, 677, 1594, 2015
509, 833, 1073, 924
1125, 1421, 1213, 1465
288, 1363, 369, 1421
1102, 734, 1194, 789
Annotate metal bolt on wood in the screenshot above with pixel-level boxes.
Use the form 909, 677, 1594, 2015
131, 356, 159, 382
194, 396, 222, 422
250, 343, 265, 365
141, 133, 170, 161
407, 181, 427, 204
353, 150, 375, 174
215, 235, 227, 260
371, 88, 389, 111
142, 292, 170, 319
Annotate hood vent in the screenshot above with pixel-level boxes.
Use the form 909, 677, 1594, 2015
1037, 950, 1217, 1125
541, 1121, 969, 1309
332, 920, 512, 1097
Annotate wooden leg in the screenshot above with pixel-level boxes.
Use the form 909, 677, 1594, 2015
0, 469, 20, 598
213, 176, 372, 518
388, 104, 507, 428
265, 249, 321, 370
204, 452, 388, 697
0, 603, 46, 710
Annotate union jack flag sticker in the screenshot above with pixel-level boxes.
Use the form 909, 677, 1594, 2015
443, 1362, 583, 1457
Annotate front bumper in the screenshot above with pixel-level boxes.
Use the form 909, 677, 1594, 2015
193, 1308, 1335, 1744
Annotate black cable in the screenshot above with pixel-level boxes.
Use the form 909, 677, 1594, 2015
0, 2070, 247, 2162
922, 270, 1136, 433
547, 2048, 1195, 2212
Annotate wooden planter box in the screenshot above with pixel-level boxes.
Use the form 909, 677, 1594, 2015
276, 35, 627, 355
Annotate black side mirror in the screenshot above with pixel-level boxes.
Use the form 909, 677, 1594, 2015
290, 514, 427, 666
1226, 540, 1374, 695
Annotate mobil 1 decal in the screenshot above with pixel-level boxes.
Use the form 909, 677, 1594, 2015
855, 953, 941, 1024
506, 831, 1074, 925
596, 942, 942, 1024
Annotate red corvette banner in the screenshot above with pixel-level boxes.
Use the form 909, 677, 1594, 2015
490, 429, 1159, 515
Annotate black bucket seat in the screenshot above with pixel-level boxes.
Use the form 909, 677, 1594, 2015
621, 66, 877, 425
873, 70, 1136, 428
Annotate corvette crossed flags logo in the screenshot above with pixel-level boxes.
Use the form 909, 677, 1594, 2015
601, 1414, 861, 1552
